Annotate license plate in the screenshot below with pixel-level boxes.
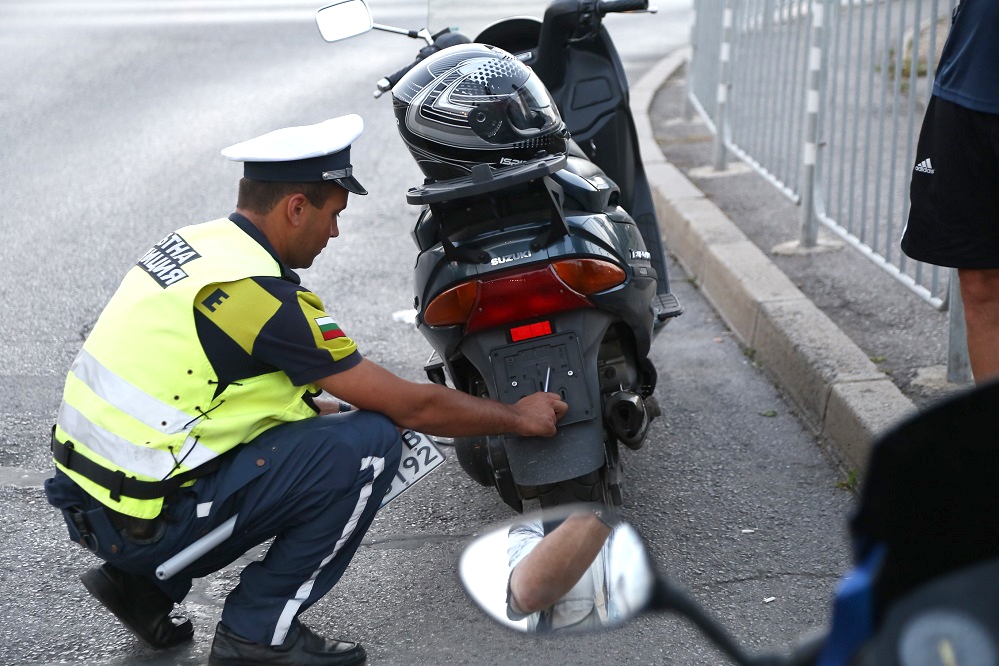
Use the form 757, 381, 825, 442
380, 430, 446, 507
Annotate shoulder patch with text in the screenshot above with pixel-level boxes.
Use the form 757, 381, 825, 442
137, 232, 202, 288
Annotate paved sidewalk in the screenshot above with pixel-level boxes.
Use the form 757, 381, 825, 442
634, 49, 968, 476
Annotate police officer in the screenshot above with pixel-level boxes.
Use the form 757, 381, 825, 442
45, 115, 568, 666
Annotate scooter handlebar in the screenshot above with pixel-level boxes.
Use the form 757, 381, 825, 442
597, 0, 649, 15
373, 61, 419, 98
373, 30, 471, 98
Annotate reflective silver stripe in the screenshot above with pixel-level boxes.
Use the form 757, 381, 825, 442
271, 455, 385, 645
70, 349, 193, 434
58, 401, 218, 480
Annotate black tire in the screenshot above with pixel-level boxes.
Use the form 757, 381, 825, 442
453, 372, 495, 487
454, 436, 493, 487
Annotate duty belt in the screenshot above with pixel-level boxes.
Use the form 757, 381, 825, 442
68, 503, 163, 547
51, 426, 222, 503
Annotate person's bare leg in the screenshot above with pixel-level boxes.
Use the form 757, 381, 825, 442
959, 268, 999, 383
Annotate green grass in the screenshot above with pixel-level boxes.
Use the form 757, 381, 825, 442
836, 469, 859, 492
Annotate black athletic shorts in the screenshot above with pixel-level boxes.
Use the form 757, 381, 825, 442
901, 96, 999, 269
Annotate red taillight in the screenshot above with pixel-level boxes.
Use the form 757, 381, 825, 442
467, 265, 590, 332
510, 320, 553, 342
422, 258, 626, 333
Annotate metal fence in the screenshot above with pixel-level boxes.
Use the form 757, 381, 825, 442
687, 0, 957, 309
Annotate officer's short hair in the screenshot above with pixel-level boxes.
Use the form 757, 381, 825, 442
236, 178, 343, 215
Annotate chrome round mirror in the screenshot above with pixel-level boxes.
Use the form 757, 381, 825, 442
458, 505, 657, 633
315, 0, 373, 43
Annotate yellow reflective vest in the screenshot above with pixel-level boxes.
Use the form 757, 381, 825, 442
54, 218, 319, 519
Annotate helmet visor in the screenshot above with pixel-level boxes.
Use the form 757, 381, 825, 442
503, 74, 562, 136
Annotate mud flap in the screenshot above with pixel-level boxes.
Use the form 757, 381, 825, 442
502, 418, 604, 487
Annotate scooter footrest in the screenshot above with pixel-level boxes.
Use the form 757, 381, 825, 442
652, 293, 683, 322
424, 351, 447, 386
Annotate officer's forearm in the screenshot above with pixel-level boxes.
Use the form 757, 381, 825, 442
316, 359, 564, 437
392, 382, 533, 437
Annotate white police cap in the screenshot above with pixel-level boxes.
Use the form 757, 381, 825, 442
221, 114, 367, 195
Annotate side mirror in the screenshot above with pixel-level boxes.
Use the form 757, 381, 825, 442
458, 505, 784, 665
457, 505, 656, 633
315, 0, 373, 43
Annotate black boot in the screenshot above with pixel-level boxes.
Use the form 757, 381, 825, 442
80, 563, 193, 649
209, 622, 366, 666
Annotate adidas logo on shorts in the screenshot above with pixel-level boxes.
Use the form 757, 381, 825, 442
914, 158, 935, 174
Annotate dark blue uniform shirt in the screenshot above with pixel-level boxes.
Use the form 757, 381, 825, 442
195, 214, 362, 398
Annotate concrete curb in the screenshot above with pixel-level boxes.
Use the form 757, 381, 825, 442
633, 48, 915, 474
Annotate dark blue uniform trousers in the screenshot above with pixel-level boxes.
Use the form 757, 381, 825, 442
47, 411, 402, 647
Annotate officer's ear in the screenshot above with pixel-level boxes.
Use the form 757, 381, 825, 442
284, 192, 310, 227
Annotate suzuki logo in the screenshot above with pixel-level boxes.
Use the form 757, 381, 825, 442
490, 250, 532, 266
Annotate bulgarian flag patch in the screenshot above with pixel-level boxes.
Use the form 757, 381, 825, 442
315, 316, 346, 341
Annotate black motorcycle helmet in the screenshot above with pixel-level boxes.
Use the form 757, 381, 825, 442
392, 43, 569, 182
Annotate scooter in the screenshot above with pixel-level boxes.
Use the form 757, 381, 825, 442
316, 0, 683, 513
458, 381, 999, 664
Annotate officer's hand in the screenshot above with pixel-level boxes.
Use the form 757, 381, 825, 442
513, 392, 568, 437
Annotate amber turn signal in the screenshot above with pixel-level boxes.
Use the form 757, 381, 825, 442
551, 258, 627, 295
423, 281, 479, 327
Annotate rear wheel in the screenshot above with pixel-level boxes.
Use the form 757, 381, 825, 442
452, 373, 495, 487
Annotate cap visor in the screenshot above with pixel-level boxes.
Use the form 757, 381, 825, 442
336, 175, 367, 195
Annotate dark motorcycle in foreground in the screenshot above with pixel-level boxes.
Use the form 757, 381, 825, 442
458, 381, 999, 664
316, 0, 682, 511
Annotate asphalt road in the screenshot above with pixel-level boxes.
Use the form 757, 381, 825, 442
0, 2, 856, 664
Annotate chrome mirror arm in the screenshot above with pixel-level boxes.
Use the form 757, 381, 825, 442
372, 23, 435, 46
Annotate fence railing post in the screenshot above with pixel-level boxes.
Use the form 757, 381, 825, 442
947, 268, 973, 384
712, 0, 732, 171
799, 0, 825, 248
684, 4, 697, 122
